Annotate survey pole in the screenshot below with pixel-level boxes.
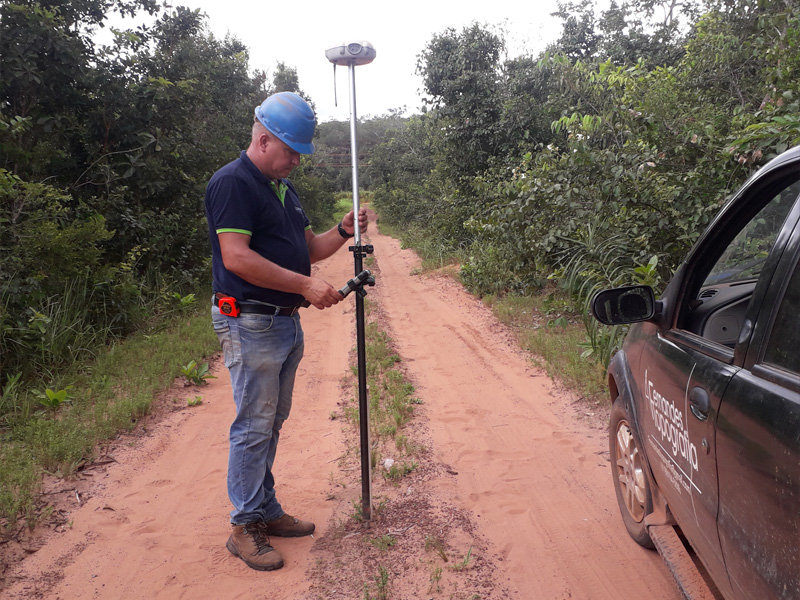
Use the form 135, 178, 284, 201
325, 41, 377, 521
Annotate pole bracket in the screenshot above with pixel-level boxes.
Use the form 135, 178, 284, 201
349, 244, 374, 258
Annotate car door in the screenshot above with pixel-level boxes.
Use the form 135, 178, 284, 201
637, 172, 800, 598
716, 222, 800, 600
637, 327, 737, 594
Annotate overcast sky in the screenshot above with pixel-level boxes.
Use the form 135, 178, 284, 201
106, 0, 575, 122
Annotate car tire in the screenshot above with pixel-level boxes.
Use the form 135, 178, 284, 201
610, 396, 655, 549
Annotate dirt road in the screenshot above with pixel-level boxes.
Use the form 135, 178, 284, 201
2, 220, 679, 599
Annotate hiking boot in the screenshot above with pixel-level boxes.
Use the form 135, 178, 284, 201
226, 522, 284, 571
264, 513, 315, 537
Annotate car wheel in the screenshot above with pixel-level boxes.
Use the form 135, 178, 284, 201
610, 396, 655, 549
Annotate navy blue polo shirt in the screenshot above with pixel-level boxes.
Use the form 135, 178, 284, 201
205, 151, 311, 307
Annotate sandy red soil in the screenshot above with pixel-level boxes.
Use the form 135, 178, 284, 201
1, 217, 680, 599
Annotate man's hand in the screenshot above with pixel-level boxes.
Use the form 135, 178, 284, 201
302, 276, 344, 309
340, 207, 368, 236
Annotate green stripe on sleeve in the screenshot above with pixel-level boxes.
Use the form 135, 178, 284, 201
216, 228, 252, 235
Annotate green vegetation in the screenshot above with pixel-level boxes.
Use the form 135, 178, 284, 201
368, 534, 397, 552
377, 222, 464, 275
1, 0, 336, 415
428, 566, 443, 594
0, 307, 217, 529
180, 360, 216, 386
341, 302, 421, 482
314, 112, 409, 191
370, 0, 800, 367
334, 192, 355, 223
384, 460, 418, 481
363, 564, 390, 600
486, 291, 608, 402
449, 546, 473, 572
330, 190, 373, 231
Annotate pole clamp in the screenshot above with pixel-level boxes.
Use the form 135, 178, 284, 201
349, 244, 374, 258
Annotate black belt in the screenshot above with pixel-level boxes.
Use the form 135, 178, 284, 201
213, 295, 300, 317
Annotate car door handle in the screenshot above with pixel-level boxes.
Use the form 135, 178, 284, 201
689, 386, 710, 421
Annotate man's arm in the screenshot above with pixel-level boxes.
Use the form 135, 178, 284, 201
218, 232, 342, 309
307, 208, 369, 263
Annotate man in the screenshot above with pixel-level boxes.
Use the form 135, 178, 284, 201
205, 91, 367, 571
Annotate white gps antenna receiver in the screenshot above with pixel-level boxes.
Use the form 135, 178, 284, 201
325, 40, 376, 522
325, 41, 376, 66
324, 40, 375, 244
325, 41, 376, 105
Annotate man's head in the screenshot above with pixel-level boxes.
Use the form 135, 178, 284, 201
248, 92, 316, 180
254, 92, 316, 154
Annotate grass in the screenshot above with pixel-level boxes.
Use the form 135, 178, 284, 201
333, 190, 373, 225
449, 546, 473, 571
341, 306, 421, 477
368, 534, 397, 552
319, 244, 493, 598
314, 191, 373, 234
428, 566, 443, 594
376, 222, 464, 275
363, 564, 390, 600
0, 445, 38, 528
384, 460, 418, 481
334, 192, 354, 223
425, 534, 449, 561
335, 224, 442, 473
0, 305, 218, 531
484, 289, 608, 403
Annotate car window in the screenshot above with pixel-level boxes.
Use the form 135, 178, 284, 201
704, 181, 800, 287
682, 178, 800, 347
763, 259, 800, 373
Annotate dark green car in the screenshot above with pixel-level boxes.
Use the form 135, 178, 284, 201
592, 147, 800, 600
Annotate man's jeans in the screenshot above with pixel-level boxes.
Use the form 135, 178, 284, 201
212, 306, 305, 524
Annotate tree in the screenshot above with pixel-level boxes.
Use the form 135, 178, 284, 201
416, 23, 505, 179
0, 1, 312, 382
272, 62, 300, 93
551, 0, 695, 67
552, 0, 599, 61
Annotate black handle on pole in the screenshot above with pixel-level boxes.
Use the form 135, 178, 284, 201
338, 269, 375, 298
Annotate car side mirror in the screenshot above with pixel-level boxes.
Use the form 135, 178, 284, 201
591, 285, 657, 325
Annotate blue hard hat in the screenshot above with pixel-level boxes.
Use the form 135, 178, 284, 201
254, 92, 316, 154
